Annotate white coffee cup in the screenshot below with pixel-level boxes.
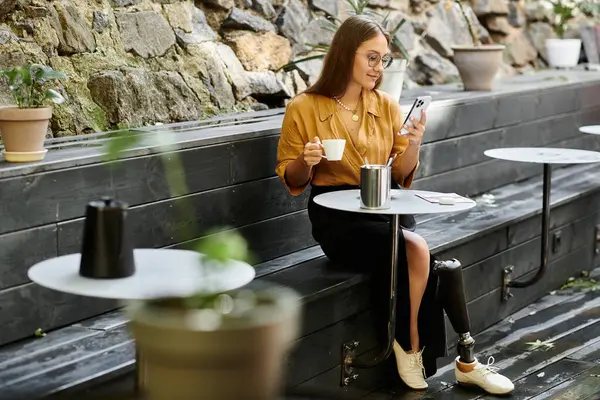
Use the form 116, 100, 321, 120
321, 139, 346, 161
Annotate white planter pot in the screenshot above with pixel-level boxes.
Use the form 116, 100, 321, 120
545, 38, 581, 68
379, 59, 407, 102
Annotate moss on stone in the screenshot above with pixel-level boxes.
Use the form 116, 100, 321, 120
48, 56, 109, 134
70, 53, 128, 77
0, 0, 268, 135
31, 13, 60, 50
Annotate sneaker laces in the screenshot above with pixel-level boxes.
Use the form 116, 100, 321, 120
408, 349, 426, 376
477, 356, 500, 376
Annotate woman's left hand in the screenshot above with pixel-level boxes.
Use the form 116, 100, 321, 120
403, 109, 427, 145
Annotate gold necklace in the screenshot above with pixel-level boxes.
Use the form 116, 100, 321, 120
333, 96, 360, 121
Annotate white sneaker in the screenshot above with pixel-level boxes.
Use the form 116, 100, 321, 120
392, 340, 428, 390
455, 356, 514, 395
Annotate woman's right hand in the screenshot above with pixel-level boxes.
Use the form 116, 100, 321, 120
303, 136, 323, 167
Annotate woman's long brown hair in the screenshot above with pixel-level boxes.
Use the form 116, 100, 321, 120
305, 15, 390, 99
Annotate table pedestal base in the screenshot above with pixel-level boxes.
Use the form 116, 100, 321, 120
341, 214, 400, 386
502, 163, 552, 301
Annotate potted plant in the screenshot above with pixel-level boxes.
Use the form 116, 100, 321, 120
127, 232, 302, 399
105, 133, 302, 399
543, 0, 584, 68
0, 64, 66, 162
129, 281, 301, 399
578, 1, 600, 65
447, 0, 506, 91
278, 0, 410, 99
378, 15, 410, 101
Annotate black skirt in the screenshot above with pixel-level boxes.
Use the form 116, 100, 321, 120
308, 184, 448, 378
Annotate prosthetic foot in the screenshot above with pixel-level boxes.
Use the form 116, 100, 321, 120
433, 259, 514, 395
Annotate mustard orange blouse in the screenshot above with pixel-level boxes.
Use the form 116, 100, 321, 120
276, 89, 418, 196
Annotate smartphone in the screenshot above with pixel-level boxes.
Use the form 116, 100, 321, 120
399, 96, 432, 135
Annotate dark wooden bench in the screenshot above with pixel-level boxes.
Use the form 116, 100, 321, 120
1, 162, 600, 399
0, 70, 599, 399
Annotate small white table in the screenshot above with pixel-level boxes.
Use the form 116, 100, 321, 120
314, 189, 476, 216
28, 248, 255, 300
579, 125, 600, 135
484, 147, 600, 299
27, 248, 255, 391
313, 189, 475, 379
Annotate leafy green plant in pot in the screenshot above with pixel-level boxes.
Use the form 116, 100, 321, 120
128, 234, 301, 400
105, 132, 302, 399
0, 64, 66, 162
542, 0, 589, 68
378, 15, 410, 101
278, 0, 410, 100
446, 0, 506, 91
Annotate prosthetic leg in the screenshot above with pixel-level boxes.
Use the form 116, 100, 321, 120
433, 259, 475, 363
433, 259, 514, 395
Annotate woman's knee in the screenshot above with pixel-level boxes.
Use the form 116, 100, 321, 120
403, 231, 430, 268
404, 231, 429, 254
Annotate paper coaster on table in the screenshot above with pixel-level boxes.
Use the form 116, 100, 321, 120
414, 192, 471, 204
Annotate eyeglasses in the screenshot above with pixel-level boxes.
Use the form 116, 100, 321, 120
357, 52, 393, 69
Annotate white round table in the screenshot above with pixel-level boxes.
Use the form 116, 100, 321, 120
28, 248, 255, 392
579, 125, 600, 135
313, 189, 476, 215
484, 147, 600, 164
484, 147, 600, 296
27, 248, 256, 300
313, 188, 475, 371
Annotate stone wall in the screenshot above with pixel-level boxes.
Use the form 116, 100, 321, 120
0, 0, 594, 136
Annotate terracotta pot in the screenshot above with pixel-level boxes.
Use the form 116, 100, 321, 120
127, 283, 302, 400
451, 45, 505, 91
0, 106, 52, 162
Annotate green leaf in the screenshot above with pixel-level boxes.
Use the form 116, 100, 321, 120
104, 130, 142, 162
381, 11, 391, 25
196, 228, 252, 264
100, 127, 252, 271
44, 89, 65, 104
305, 43, 330, 51
1, 68, 20, 86
21, 65, 33, 87
329, 16, 343, 26
344, 0, 359, 13
392, 37, 409, 61
0, 64, 67, 108
34, 328, 46, 338
38, 69, 67, 82
276, 54, 326, 71
362, 10, 382, 19
30, 64, 67, 82
388, 18, 407, 36
318, 18, 339, 34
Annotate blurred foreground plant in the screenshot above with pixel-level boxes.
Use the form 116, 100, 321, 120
104, 130, 252, 266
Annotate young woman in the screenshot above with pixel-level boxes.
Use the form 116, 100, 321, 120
275, 14, 513, 394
